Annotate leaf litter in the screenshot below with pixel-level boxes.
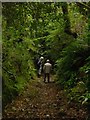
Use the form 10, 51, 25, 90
3, 77, 88, 119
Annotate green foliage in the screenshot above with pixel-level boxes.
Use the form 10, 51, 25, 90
56, 18, 90, 104
2, 2, 90, 108
2, 35, 36, 107
2, 3, 37, 108
56, 40, 87, 81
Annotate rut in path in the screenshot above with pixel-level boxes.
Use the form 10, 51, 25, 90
3, 76, 87, 120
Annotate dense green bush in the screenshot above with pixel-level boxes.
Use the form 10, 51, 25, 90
56, 26, 90, 104
2, 25, 37, 108
2, 38, 36, 107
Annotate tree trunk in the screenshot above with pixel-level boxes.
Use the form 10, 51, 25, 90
61, 3, 77, 38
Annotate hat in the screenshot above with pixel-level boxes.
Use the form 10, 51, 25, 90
40, 56, 44, 60
46, 59, 49, 62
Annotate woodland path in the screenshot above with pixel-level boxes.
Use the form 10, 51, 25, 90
3, 76, 87, 120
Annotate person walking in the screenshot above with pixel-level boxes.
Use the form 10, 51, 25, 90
43, 59, 52, 83
38, 56, 44, 77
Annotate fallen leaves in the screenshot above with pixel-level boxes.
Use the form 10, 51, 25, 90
3, 78, 87, 119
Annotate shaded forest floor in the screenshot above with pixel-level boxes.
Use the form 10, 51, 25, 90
3, 76, 88, 120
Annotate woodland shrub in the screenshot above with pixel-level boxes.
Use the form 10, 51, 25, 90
56, 35, 90, 104
2, 29, 37, 108
2, 3, 38, 108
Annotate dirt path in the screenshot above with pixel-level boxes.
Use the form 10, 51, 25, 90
3, 76, 87, 120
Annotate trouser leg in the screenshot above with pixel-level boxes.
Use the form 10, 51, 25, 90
38, 65, 42, 77
44, 73, 46, 82
47, 73, 50, 83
